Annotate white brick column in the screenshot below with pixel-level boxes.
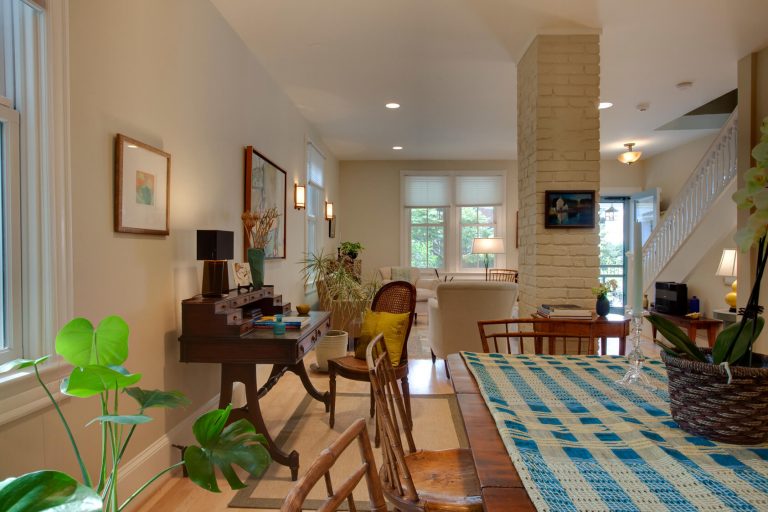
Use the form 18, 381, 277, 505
516, 35, 601, 316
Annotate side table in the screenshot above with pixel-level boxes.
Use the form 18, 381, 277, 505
649, 308, 722, 347
712, 309, 738, 329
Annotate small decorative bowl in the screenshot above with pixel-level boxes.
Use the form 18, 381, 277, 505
296, 304, 311, 316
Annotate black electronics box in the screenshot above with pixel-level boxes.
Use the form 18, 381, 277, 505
655, 282, 688, 315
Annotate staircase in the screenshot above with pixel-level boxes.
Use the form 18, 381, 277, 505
642, 110, 738, 291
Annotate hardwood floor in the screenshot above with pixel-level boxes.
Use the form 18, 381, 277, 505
134, 317, 654, 511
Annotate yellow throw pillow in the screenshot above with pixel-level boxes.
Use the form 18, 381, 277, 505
359, 310, 410, 366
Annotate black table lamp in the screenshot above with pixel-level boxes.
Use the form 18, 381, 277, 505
197, 230, 234, 297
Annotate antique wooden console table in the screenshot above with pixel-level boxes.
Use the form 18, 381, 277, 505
178, 287, 330, 480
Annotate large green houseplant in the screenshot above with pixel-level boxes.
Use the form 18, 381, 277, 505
301, 251, 378, 370
648, 116, 768, 444
0, 316, 270, 511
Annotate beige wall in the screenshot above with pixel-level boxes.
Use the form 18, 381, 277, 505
600, 159, 645, 196
338, 160, 517, 279
0, 0, 338, 497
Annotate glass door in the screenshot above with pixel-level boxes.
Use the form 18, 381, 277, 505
630, 188, 660, 244
598, 198, 629, 313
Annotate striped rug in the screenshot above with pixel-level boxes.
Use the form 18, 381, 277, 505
462, 351, 768, 511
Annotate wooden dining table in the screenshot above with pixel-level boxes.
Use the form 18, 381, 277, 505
448, 353, 536, 511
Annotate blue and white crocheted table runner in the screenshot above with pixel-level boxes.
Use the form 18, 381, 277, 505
461, 351, 768, 511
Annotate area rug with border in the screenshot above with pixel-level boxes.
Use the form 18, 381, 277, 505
229, 391, 467, 510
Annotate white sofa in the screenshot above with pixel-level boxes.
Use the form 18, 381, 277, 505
428, 281, 518, 364
377, 267, 438, 322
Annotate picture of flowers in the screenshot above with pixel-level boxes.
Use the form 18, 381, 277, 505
244, 146, 286, 259
115, 134, 171, 235
135, 170, 155, 206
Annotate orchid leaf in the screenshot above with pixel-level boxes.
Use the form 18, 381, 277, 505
0, 356, 49, 374
713, 317, 765, 365
55, 316, 129, 368
184, 406, 270, 492
124, 388, 190, 411
646, 314, 706, 361
0, 470, 101, 511
60, 365, 141, 398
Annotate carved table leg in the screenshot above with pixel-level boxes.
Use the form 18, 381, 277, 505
285, 361, 330, 412
220, 363, 300, 480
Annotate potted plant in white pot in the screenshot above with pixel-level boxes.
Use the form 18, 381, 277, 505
648, 116, 768, 444
301, 251, 378, 371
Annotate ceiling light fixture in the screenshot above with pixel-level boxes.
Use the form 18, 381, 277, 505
385, 102, 400, 109
618, 143, 642, 165
598, 102, 613, 110
392, 146, 403, 150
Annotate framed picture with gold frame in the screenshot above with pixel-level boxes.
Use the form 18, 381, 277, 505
114, 134, 171, 235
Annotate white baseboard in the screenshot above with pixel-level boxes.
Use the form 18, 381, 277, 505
118, 383, 245, 510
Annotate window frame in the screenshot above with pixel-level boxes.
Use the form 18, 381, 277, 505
305, 139, 325, 286
459, 205, 500, 270
0, 0, 73, 426
401, 171, 506, 273
408, 206, 448, 270
0, 103, 22, 364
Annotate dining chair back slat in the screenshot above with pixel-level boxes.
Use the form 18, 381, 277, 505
478, 317, 597, 355
280, 417, 387, 512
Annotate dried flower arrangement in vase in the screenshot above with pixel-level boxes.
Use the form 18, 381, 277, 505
241, 207, 279, 289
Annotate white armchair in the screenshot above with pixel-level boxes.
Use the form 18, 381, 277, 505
428, 281, 518, 367
377, 267, 438, 323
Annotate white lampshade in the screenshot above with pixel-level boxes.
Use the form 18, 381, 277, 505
472, 237, 504, 254
715, 249, 737, 277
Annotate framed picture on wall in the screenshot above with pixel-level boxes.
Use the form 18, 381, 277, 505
544, 190, 596, 228
114, 134, 171, 235
244, 146, 287, 260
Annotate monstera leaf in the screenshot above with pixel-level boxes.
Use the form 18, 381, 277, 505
0, 470, 101, 512
183, 406, 270, 492
60, 366, 141, 398
124, 387, 190, 411
55, 316, 129, 368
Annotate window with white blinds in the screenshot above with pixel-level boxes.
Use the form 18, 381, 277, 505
402, 172, 506, 272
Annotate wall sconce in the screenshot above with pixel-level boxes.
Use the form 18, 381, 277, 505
618, 142, 642, 165
325, 201, 334, 220
294, 184, 306, 210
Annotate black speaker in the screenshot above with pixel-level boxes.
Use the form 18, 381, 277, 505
655, 282, 688, 315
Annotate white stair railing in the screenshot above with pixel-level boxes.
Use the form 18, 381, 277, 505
642, 110, 738, 291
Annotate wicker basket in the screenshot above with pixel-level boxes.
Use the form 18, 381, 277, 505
661, 350, 768, 444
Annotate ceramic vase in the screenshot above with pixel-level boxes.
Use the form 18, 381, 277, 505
247, 247, 265, 289
315, 330, 348, 372
596, 295, 610, 316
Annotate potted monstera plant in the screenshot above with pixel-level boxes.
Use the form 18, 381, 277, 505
0, 315, 270, 511
648, 116, 768, 444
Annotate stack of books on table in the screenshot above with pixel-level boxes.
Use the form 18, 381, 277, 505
537, 304, 593, 319
252, 315, 311, 330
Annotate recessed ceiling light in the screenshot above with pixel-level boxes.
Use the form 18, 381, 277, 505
598, 102, 613, 110
392, 146, 403, 150
676, 81, 694, 90
127, 144, 138, 149
385, 102, 400, 109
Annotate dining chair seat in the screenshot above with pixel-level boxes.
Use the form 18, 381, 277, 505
382, 449, 483, 511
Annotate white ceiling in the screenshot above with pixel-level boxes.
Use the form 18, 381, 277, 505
212, 0, 768, 161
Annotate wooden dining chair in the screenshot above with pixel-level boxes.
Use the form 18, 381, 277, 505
487, 268, 518, 283
366, 334, 483, 512
328, 281, 416, 429
478, 317, 598, 355
280, 417, 387, 512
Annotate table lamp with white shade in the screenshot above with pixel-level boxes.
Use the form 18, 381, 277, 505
715, 248, 738, 312
471, 237, 505, 280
